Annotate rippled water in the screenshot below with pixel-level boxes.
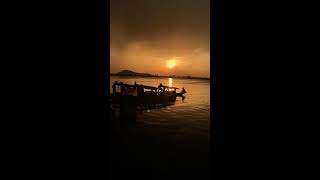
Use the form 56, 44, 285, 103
109, 76, 210, 178
110, 76, 210, 139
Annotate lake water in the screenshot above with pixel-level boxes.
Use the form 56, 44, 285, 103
108, 76, 211, 179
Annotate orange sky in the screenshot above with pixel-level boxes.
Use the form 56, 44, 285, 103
110, 0, 210, 78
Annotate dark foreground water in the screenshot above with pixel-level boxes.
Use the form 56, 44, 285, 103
108, 76, 210, 179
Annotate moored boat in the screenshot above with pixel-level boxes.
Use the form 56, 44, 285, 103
110, 81, 186, 107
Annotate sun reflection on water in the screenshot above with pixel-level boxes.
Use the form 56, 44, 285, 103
168, 78, 173, 88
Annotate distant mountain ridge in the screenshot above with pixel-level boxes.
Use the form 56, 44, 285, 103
111, 70, 153, 77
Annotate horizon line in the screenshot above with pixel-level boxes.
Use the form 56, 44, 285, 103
110, 70, 210, 79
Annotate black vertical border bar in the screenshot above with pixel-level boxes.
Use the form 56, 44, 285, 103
97, 0, 110, 177
97, 0, 110, 100
211, 0, 225, 179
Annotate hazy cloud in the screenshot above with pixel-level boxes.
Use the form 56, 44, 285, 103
111, 0, 210, 77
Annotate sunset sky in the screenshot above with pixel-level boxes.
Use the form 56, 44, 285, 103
110, 0, 210, 77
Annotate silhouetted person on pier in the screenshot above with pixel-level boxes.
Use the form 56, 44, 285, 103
120, 82, 123, 93
181, 87, 186, 94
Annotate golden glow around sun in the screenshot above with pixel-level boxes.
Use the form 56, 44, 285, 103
166, 59, 177, 69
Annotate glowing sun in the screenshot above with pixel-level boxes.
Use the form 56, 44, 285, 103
166, 59, 177, 69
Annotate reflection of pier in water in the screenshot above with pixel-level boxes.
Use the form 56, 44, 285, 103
110, 96, 185, 121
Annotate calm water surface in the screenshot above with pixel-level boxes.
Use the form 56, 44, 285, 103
110, 76, 210, 139
109, 76, 210, 178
